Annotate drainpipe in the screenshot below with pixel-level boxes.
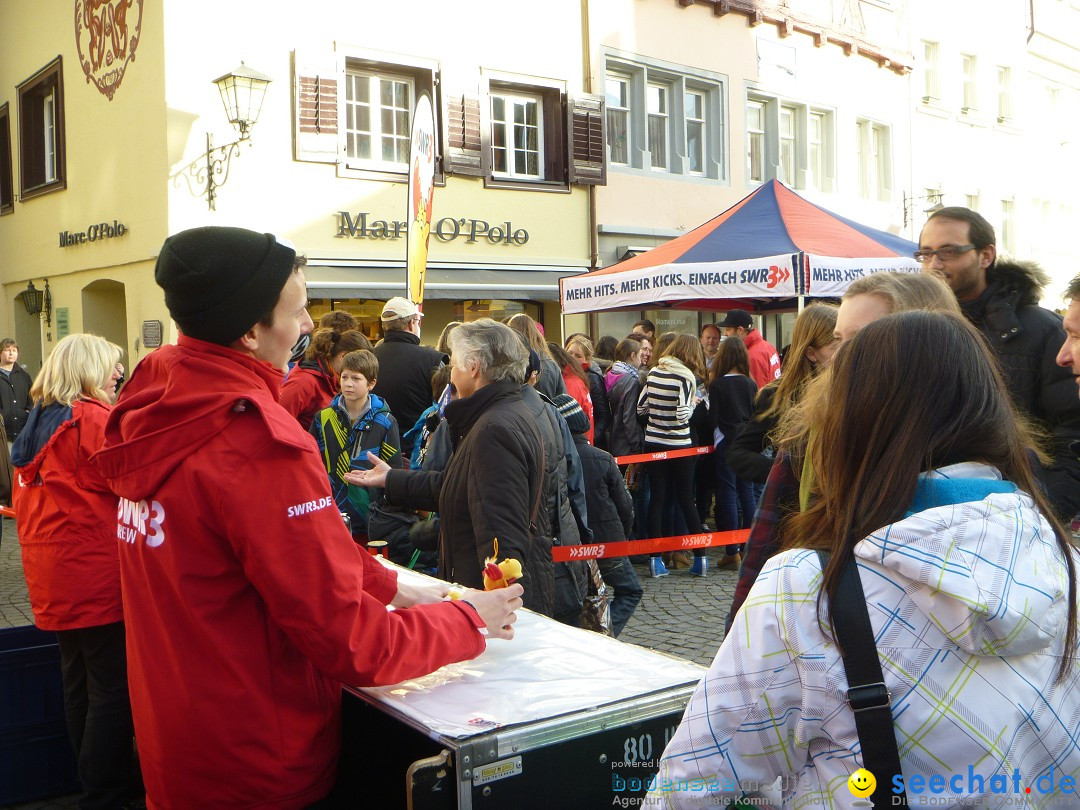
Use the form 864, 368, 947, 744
580, 0, 600, 339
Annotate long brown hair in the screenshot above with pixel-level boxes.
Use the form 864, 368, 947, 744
506, 314, 552, 360
758, 303, 836, 422
304, 328, 371, 364
708, 336, 750, 381
660, 333, 706, 381
785, 311, 1076, 680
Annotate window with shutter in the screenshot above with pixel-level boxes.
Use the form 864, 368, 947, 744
0, 103, 13, 214
568, 95, 606, 186
483, 75, 566, 190
17, 56, 65, 200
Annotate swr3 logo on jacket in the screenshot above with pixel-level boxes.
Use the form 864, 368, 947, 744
118, 497, 166, 547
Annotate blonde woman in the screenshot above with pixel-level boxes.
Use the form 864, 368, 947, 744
506, 313, 566, 400
12, 334, 139, 808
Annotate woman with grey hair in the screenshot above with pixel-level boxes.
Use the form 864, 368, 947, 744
348, 319, 554, 615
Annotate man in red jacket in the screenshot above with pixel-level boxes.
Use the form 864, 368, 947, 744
94, 226, 521, 809
719, 309, 781, 388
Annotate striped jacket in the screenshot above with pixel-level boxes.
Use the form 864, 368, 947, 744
637, 356, 696, 448
651, 462, 1080, 809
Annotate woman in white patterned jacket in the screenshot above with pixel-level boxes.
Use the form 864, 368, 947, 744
649, 310, 1079, 809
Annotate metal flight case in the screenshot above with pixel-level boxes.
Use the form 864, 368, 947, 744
334, 606, 704, 809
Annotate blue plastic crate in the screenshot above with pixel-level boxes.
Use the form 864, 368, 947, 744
0, 626, 79, 804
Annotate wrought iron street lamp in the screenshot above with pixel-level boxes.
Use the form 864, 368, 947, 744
19, 279, 52, 327
174, 62, 272, 210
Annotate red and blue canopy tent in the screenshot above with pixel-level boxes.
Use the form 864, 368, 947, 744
560, 179, 920, 315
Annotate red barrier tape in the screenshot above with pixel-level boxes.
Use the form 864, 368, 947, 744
552, 528, 750, 561
612, 445, 714, 465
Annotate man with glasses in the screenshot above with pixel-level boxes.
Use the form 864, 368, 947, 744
919, 206, 1080, 520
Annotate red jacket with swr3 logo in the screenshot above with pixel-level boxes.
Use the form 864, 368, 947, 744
94, 336, 485, 810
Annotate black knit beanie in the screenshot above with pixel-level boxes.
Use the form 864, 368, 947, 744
154, 226, 297, 346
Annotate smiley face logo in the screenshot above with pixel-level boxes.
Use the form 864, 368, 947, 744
848, 768, 876, 798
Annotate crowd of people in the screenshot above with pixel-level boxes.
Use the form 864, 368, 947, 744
9, 204, 1080, 808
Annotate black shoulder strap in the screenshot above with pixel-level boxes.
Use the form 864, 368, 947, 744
817, 550, 906, 806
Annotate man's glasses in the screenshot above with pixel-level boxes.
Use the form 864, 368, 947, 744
913, 244, 976, 263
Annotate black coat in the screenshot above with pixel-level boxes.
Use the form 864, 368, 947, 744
708, 374, 758, 446
518, 384, 588, 623
605, 369, 644, 458
573, 435, 632, 544
0, 365, 32, 441
372, 331, 446, 456
585, 363, 611, 450
383, 381, 554, 615
728, 384, 778, 484
961, 260, 1080, 518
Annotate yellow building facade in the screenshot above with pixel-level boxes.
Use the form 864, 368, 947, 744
0, 0, 597, 372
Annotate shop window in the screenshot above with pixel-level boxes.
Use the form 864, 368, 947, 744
453, 300, 542, 324
17, 56, 65, 200
306, 298, 384, 345
0, 103, 13, 214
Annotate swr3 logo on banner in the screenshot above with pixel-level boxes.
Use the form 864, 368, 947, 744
118, 497, 165, 547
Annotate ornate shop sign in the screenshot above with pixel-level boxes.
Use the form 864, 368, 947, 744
75, 0, 144, 101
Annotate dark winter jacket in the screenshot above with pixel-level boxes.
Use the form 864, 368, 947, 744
372, 331, 446, 459
961, 259, 1080, 518
708, 374, 758, 446
0, 364, 33, 440
309, 393, 401, 536
605, 364, 644, 459
728, 384, 779, 484
572, 435, 633, 544
384, 381, 554, 615
519, 384, 589, 623
536, 356, 568, 400
585, 362, 611, 450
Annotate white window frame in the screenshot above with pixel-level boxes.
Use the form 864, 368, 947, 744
746, 99, 765, 183
489, 89, 544, 180
605, 73, 631, 166
43, 89, 56, 183
343, 69, 414, 173
961, 54, 978, 113
602, 52, 726, 181
684, 89, 706, 175
1000, 199, 1015, 254
996, 66, 1012, 122
778, 104, 797, 186
922, 41, 940, 102
647, 82, 670, 171
808, 110, 826, 192
856, 118, 892, 202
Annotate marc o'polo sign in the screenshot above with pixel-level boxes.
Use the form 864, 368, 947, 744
336, 211, 529, 245
59, 220, 129, 247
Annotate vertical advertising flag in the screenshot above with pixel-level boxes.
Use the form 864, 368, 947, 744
407, 92, 436, 308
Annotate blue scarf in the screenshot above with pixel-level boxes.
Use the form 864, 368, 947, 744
905, 475, 1017, 517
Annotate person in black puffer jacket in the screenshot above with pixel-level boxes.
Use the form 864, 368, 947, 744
0, 338, 33, 443
921, 207, 1080, 520
555, 394, 642, 637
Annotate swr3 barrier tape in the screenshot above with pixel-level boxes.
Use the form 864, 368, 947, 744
551, 528, 750, 562
612, 445, 714, 465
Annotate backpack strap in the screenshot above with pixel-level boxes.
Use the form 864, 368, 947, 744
817, 549, 906, 806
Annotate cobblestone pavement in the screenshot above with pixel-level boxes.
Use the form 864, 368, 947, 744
1, 516, 736, 809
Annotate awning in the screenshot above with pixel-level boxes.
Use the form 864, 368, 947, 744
304, 263, 584, 301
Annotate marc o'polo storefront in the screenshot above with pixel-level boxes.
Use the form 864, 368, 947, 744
302, 207, 587, 344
